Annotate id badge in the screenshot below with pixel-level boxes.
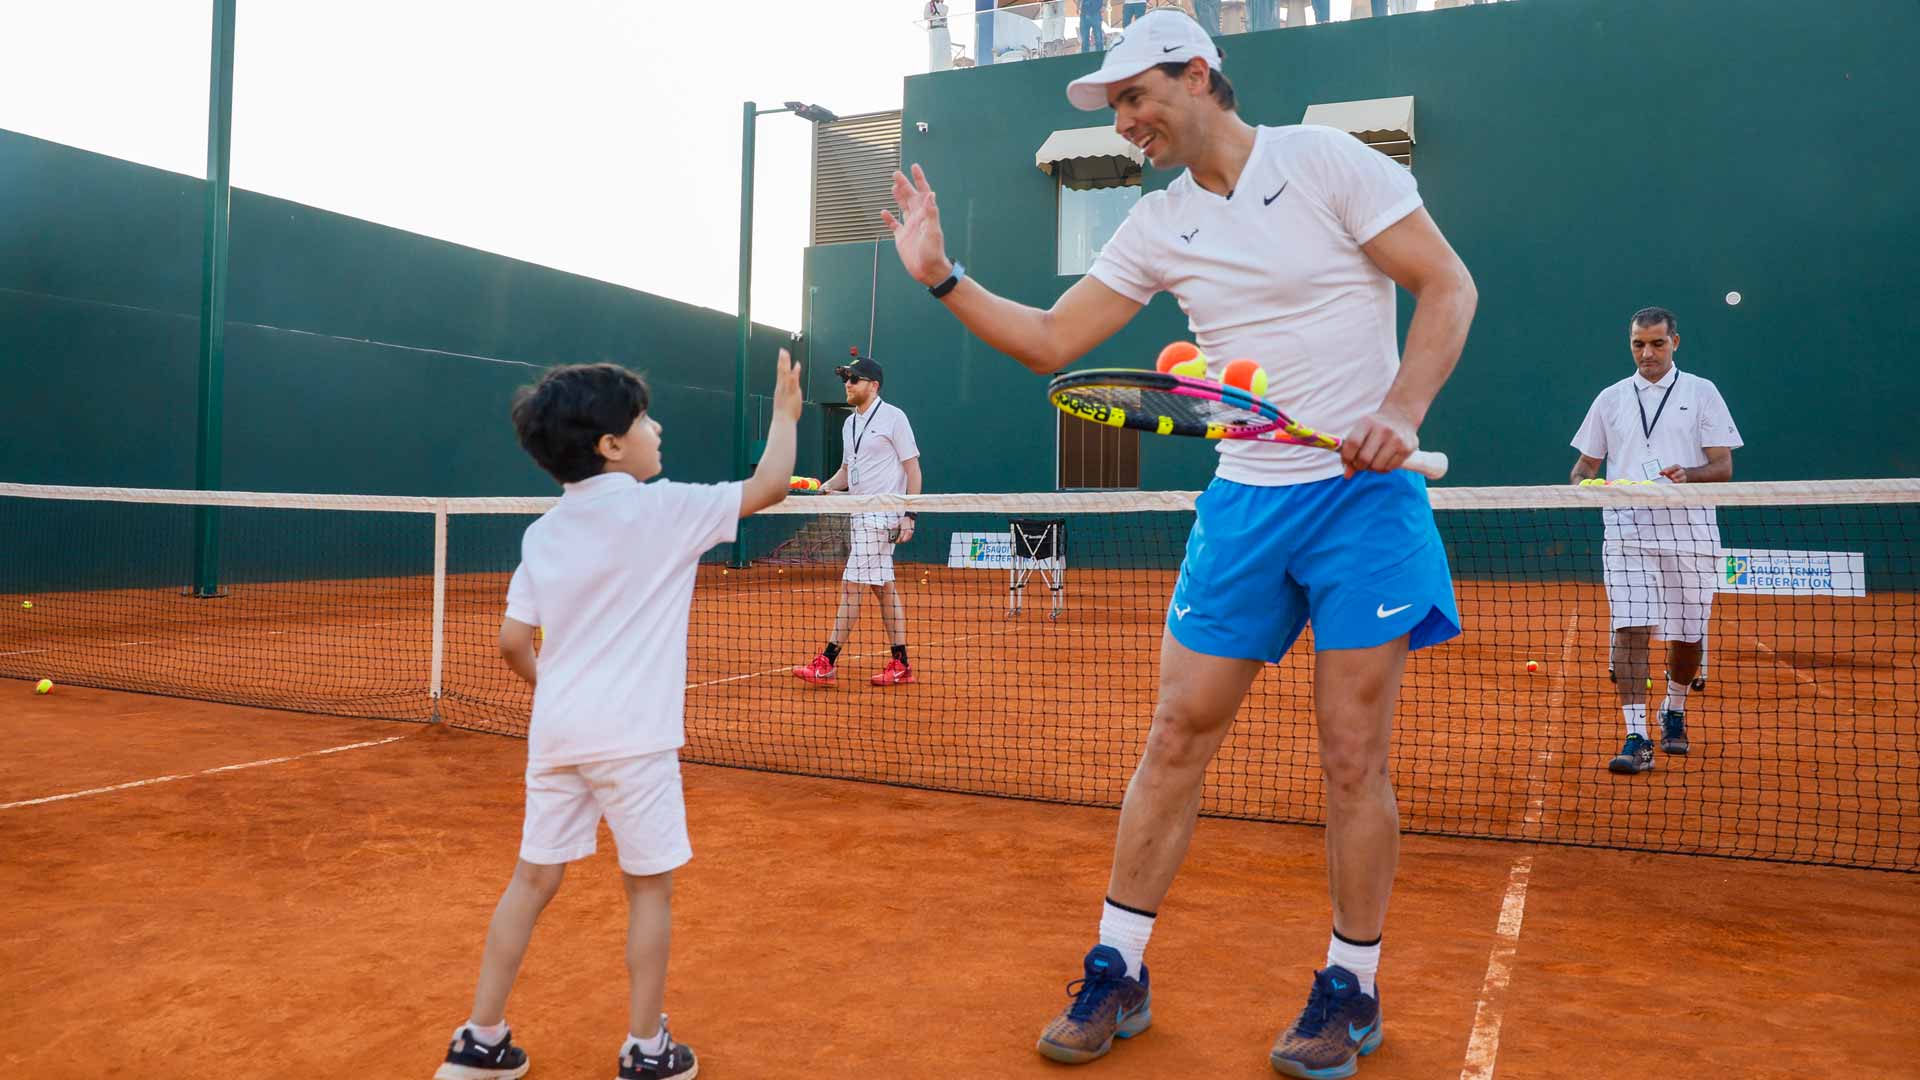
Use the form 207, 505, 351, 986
848, 460, 860, 489
1641, 458, 1663, 480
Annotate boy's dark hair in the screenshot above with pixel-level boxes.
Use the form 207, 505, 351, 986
510, 363, 650, 484
1153, 58, 1236, 110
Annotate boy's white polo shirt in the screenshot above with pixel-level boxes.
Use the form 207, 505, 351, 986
505, 473, 743, 768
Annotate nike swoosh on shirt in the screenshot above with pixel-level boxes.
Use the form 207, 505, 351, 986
1263, 182, 1289, 205
1376, 603, 1412, 619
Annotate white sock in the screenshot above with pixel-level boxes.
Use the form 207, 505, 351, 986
462, 1020, 509, 1045
1326, 932, 1381, 997
1098, 898, 1156, 978
1622, 704, 1648, 738
1662, 679, 1690, 715
625, 1026, 669, 1057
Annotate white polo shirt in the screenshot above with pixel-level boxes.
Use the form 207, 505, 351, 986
1570, 364, 1743, 548
504, 473, 743, 768
842, 397, 919, 495
1090, 124, 1424, 486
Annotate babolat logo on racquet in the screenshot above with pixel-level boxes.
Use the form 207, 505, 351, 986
1053, 390, 1127, 427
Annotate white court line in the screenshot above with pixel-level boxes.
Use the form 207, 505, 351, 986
1459, 855, 1535, 1080
1458, 613, 1575, 1078
0, 735, 406, 810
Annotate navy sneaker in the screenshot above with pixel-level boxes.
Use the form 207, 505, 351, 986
1270, 966, 1383, 1078
433, 1026, 529, 1079
1659, 710, 1690, 755
1035, 945, 1152, 1064
618, 1014, 698, 1079
1608, 732, 1655, 774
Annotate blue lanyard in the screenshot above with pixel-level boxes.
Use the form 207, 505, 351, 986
1636, 376, 1676, 441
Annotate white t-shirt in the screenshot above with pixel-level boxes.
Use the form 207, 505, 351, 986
1570, 364, 1743, 549
842, 398, 920, 496
504, 473, 744, 768
1090, 124, 1424, 486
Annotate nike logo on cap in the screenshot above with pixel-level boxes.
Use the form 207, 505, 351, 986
1162, 45, 1182, 53
1376, 603, 1412, 619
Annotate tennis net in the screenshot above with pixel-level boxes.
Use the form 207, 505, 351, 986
3, 479, 1915, 871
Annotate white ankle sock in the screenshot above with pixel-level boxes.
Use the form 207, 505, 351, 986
1098, 898, 1156, 978
1622, 704, 1648, 738
1326, 932, 1381, 996
1662, 680, 1690, 715
462, 1020, 509, 1045
625, 1026, 669, 1056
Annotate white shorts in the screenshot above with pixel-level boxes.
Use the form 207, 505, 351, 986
844, 512, 900, 585
520, 750, 690, 876
1603, 542, 1715, 642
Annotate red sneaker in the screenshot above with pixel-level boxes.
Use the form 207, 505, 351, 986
870, 658, 916, 685
793, 654, 836, 684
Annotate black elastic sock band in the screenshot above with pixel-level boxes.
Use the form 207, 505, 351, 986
1332, 928, 1382, 948
1104, 896, 1158, 919
823, 642, 841, 663
891, 644, 909, 663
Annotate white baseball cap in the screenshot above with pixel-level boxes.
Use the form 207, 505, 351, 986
1065, 9, 1224, 112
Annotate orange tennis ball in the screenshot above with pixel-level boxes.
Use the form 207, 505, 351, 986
1156, 341, 1200, 373
1526, 660, 1538, 673
1221, 358, 1268, 397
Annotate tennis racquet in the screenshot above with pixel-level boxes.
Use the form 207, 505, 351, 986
1047, 366, 1449, 480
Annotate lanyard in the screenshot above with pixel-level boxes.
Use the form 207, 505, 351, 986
851, 399, 882, 457
1636, 376, 1676, 442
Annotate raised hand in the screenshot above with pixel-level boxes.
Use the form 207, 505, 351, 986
881, 163, 953, 287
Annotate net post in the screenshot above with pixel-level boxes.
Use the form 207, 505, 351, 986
429, 501, 448, 721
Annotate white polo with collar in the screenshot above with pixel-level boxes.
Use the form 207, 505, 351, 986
1571, 364, 1743, 549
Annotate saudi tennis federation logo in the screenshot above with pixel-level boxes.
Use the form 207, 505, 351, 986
1725, 555, 1749, 585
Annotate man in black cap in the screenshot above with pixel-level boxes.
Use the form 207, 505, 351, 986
793, 350, 924, 686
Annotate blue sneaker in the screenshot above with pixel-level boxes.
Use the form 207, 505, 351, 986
1035, 945, 1152, 1064
1608, 732, 1656, 774
1659, 710, 1690, 755
1269, 966, 1382, 1078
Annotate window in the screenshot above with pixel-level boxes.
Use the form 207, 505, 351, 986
1057, 410, 1139, 489
1055, 160, 1142, 275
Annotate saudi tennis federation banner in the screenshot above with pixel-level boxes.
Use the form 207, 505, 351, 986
949, 532, 1015, 569
1718, 549, 1865, 596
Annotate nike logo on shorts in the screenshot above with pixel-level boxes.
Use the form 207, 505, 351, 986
1376, 603, 1412, 618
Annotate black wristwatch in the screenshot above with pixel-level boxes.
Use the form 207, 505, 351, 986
928, 261, 966, 300
904, 511, 919, 520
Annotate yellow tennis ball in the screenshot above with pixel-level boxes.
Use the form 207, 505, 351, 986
21, 601, 32, 610
1222, 358, 1267, 397
1526, 660, 1538, 673
35, 678, 53, 694
1646, 676, 1653, 689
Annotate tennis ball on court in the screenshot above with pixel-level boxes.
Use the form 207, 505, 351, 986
21, 601, 32, 610
1646, 676, 1653, 689
1222, 358, 1267, 397
35, 678, 53, 694
1526, 660, 1538, 673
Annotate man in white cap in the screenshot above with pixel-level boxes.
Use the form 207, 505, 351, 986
881, 9, 1478, 1076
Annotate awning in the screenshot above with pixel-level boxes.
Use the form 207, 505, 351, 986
1300, 96, 1416, 145
1035, 125, 1145, 183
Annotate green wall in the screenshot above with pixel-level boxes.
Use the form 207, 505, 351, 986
0, 127, 812, 496
805, 0, 1919, 491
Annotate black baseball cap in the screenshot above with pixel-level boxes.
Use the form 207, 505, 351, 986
836, 349, 884, 385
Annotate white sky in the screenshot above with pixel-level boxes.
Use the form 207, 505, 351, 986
0, 0, 928, 331
0, 1, 1400, 330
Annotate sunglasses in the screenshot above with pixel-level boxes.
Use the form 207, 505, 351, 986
840, 375, 872, 385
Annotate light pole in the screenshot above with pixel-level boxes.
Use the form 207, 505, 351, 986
735, 99, 839, 492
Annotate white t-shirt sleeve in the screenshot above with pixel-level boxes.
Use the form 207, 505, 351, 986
659, 480, 745, 554
890, 409, 920, 463
1297, 126, 1423, 245
1695, 380, 1744, 449
505, 562, 538, 626
1571, 394, 1609, 459
1087, 195, 1163, 305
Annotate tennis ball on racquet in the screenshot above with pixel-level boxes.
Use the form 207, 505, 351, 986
1526, 660, 1538, 673
1156, 342, 1208, 378
35, 678, 53, 694
1222, 358, 1267, 396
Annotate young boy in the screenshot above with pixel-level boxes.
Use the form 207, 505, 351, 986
434, 350, 803, 1080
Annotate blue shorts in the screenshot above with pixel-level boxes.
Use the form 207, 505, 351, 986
1167, 471, 1461, 662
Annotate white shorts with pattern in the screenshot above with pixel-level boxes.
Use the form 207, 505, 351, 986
1602, 541, 1715, 642
844, 512, 901, 585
